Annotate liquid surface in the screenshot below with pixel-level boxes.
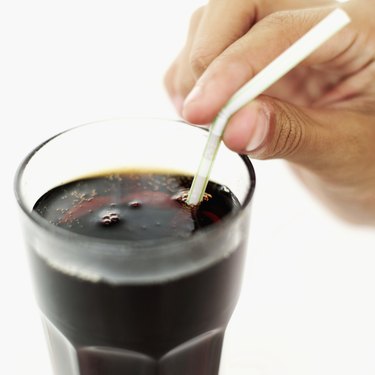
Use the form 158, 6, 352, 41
33, 172, 239, 240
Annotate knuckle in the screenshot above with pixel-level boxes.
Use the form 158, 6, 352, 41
260, 9, 316, 47
261, 10, 293, 29
263, 9, 308, 28
261, 11, 295, 45
189, 48, 215, 78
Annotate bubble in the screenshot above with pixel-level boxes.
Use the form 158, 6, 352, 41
147, 178, 160, 192
101, 212, 120, 226
172, 190, 189, 205
166, 177, 180, 192
149, 175, 162, 186
128, 200, 143, 209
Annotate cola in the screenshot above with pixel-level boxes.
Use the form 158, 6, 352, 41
30, 171, 246, 375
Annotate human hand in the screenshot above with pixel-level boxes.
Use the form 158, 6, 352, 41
164, 0, 375, 225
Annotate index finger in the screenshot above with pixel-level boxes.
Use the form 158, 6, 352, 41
183, 6, 355, 124
189, 0, 259, 79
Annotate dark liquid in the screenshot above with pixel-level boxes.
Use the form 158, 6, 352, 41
33, 172, 238, 240
31, 172, 247, 375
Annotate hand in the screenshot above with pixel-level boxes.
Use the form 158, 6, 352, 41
164, 0, 375, 225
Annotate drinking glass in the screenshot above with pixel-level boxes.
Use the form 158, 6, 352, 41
15, 118, 256, 375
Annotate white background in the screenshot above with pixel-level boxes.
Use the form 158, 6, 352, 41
1, 1, 375, 374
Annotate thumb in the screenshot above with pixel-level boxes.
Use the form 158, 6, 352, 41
222, 95, 344, 167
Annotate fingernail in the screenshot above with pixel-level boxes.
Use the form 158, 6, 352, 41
184, 85, 203, 108
246, 106, 269, 152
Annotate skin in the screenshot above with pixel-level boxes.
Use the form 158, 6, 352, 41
164, 0, 375, 226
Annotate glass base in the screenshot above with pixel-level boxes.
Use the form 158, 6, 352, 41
42, 317, 225, 375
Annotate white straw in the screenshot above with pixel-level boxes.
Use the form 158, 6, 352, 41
187, 8, 351, 205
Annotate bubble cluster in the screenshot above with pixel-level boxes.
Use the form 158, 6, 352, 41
172, 190, 212, 207
101, 212, 120, 226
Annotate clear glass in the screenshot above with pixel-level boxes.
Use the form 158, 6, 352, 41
15, 118, 256, 375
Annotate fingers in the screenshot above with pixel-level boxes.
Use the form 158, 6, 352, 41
189, 0, 259, 79
314, 60, 375, 107
237, 94, 375, 225
222, 94, 374, 174
165, 1, 260, 114
223, 96, 312, 163
165, 52, 197, 114
164, 7, 204, 114
182, 7, 356, 124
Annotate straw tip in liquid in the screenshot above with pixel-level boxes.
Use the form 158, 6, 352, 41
172, 189, 213, 213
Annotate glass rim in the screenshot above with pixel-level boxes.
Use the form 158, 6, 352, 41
14, 117, 256, 250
